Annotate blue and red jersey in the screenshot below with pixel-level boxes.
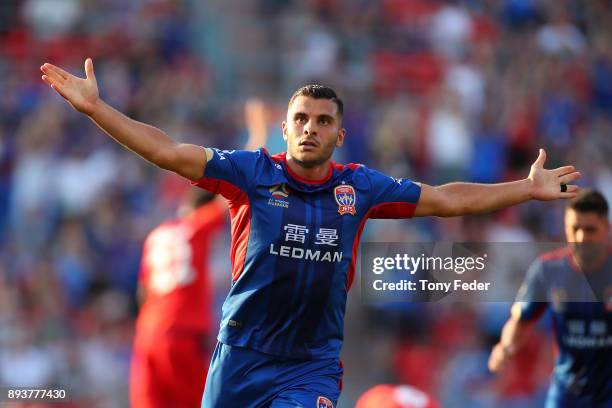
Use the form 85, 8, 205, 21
194, 148, 421, 359
513, 247, 612, 403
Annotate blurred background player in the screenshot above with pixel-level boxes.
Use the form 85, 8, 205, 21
489, 189, 611, 407
356, 384, 439, 408
130, 189, 225, 408
130, 99, 269, 408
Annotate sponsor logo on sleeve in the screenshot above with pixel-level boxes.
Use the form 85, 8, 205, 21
212, 148, 236, 160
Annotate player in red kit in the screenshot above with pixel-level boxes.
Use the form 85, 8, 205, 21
130, 189, 226, 408
130, 100, 269, 408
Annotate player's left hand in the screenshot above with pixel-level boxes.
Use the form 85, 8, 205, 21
528, 149, 580, 200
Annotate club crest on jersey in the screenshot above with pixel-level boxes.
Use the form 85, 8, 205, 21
317, 396, 333, 408
334, 185, 356, 215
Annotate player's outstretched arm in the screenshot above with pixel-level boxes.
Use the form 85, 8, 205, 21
488, 312, 535, 373
415, 149, 580, 217
40, 58, 207, 181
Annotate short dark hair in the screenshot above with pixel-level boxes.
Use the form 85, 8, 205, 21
568, 189, 609, 217
288, 84, 344, 117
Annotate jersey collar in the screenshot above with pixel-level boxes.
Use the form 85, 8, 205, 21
271, 152, 334, 185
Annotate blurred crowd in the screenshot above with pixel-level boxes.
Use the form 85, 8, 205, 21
0, 0, 610, 406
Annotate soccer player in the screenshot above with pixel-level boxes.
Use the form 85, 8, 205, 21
130, 99, 269, 408
131, 189, 225, 408
488, 190, 611, 407
41, 59, 580, 407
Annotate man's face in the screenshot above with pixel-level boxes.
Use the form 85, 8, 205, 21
282, 96, 345, 168
564, 208, 610, 265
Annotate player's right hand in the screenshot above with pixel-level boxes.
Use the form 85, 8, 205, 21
488, 343, 509, 373
41, 58, 99, 116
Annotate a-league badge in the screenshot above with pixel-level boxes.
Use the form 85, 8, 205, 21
317, 396, 333, 408
269, 183, 290, 199
334, 185, 356, 215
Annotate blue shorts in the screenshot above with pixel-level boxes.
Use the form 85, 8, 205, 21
201, 342, 343, 408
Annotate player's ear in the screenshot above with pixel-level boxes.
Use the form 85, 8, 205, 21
282, 121, 288, 141
335, 128, 346, 148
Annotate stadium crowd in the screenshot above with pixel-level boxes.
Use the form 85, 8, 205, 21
0, 0, 610, 406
